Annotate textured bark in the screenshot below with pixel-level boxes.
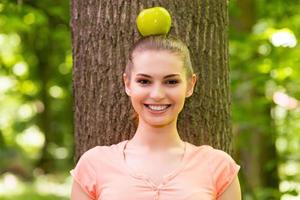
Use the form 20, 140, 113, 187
71, 0, 231, 160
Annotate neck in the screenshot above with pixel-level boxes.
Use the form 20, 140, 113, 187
129, 119, 183, 151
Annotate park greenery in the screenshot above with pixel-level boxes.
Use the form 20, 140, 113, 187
0, 0, 299, 199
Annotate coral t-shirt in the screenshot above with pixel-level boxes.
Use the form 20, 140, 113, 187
70, 140, 240, 200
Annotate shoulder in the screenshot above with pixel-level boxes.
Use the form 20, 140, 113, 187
187, 143, 240, 197
70, 140, 128, 199
187, 143, 231, 160
78, 145, 107, 164
186, 143, 240, 174
207, 147, 236, 165
78, 140, 127, 166
187, 143, 236, 163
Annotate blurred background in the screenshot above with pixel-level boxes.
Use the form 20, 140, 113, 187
0, 0, 299, 199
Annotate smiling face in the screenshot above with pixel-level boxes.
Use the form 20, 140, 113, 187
124, 50, 196, 127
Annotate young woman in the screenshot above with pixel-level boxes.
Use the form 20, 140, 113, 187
70, 36, 241, 200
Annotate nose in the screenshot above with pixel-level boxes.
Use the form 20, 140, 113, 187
150, 84, 165, 101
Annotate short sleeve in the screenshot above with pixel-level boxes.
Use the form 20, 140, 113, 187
212, 150, 240, 198
70, 150, 97, 199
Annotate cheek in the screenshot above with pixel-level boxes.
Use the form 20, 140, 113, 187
130, 87, 146, 97
129, 87, 147, 104
170, 86, 187, 98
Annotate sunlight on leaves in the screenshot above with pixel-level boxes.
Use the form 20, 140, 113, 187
281, 194, 300, 200
276, 137, 288, 152
252, 20, 269, 35
270, 28, 297, 48
0, 173, 25, 196
54, 147, 69, 159
0, 173, 70, 199
280, 180, 300, 200
257, 59, 272, 74
271, 67, 294, 81
258, 43, 272, 56
272, 106, 287, 120
0, 33, 21, 66
273, 91, 299, 110
20, 80, 39, 96
49, 85, 64, 98
34, 174, 71, 197
12, 61, 28, 77
15, 126, 45, 158
23, 13, 35, 25
0, 76, 16, 93
0, 4, 4, 12
284, 162, 299, 177
17, 103, 36, 121
0, 97, 20, 142
48, 143, 69, 159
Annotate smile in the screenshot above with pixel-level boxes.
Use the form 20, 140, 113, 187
144, 104, 171, 111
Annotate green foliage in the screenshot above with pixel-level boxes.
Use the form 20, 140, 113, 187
0, 172, 70, 200
0, 0, 73, 181
230, 0, 300, 199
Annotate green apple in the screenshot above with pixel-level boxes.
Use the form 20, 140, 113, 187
136, 7, 172, 36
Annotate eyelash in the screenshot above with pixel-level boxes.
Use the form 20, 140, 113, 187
136, 79, 180, 85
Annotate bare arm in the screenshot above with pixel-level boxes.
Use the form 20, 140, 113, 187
217, 176, 241, 200
70, 180, 92, 200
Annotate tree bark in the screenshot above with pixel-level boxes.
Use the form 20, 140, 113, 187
71, 0, 231, 160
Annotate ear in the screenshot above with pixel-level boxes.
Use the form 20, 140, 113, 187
123, 73, 131, 96
185, 74, 197, 98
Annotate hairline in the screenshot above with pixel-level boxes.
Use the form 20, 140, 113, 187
126, 49, 192, 80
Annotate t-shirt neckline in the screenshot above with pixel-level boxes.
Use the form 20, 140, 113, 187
120, 139, 189, 188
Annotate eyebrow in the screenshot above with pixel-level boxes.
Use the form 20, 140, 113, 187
136, 73, 181, 79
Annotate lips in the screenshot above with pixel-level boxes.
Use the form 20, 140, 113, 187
144, 104, 171, 112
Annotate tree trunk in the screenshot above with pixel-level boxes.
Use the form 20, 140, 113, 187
71, 0, 231, 160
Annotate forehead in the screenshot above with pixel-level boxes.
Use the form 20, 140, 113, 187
132, 50, 185, 76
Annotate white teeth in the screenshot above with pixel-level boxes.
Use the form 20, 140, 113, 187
147, 105, 169, 111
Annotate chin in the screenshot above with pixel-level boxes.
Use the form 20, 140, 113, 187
143, 118, 176, 128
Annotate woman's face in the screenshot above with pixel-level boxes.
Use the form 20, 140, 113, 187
124, 50, 196, 127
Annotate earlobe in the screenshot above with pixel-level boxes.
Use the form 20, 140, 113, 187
123, 73, 131, 96
186, 89, 193, 98
186, 74, 197, 98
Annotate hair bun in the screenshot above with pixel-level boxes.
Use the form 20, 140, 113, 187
136, 7, 172, 37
